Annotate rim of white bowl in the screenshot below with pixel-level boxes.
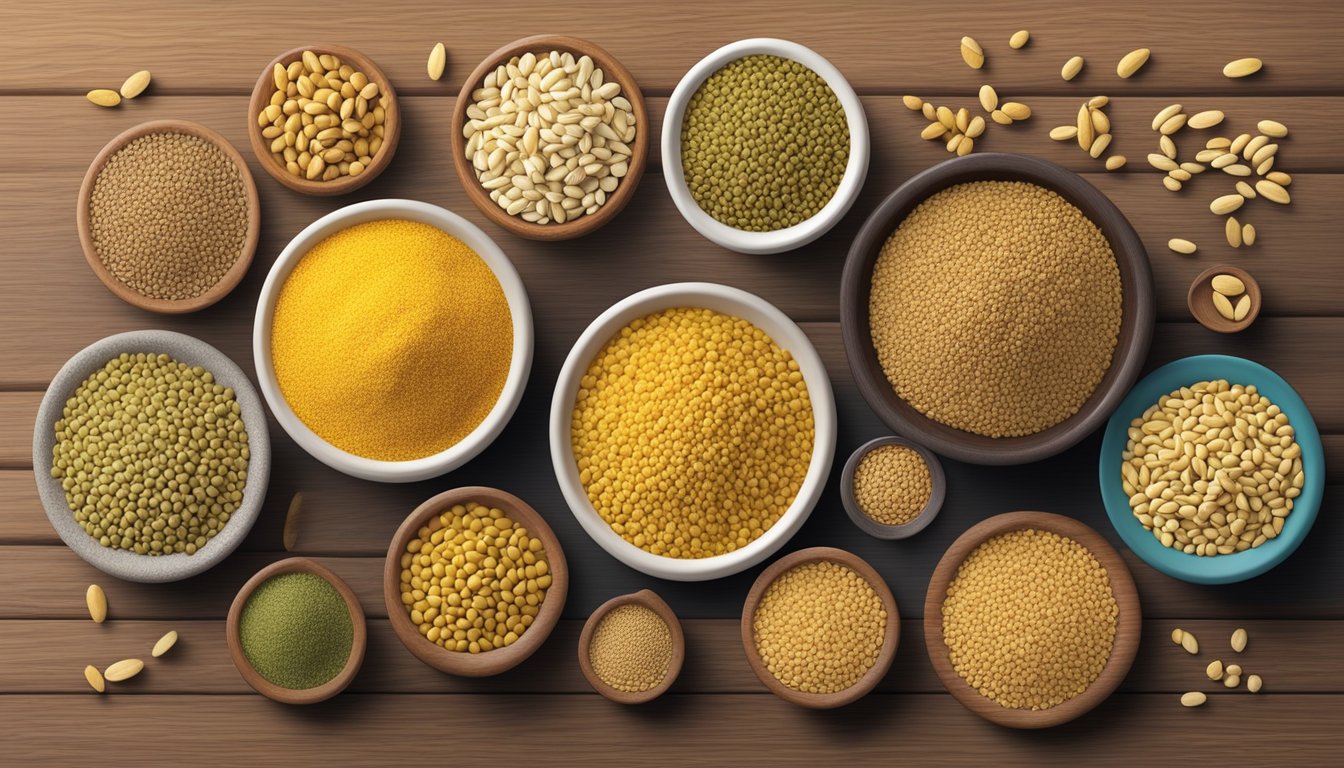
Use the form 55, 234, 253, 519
253, 199, 533, 483
661, 38, 869, 255
549, 282, 838, 581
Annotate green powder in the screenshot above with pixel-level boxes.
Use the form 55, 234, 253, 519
239, 572, 353, 689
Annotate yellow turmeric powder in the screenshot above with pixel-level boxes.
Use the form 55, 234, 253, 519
271, 219, 512, 461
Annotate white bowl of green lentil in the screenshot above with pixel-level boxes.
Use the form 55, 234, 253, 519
662, 39, 868, 254
550, 282, 837, 581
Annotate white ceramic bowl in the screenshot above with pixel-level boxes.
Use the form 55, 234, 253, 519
662, 39, 869, 255
549, 282, 837, 580
254, 199, 533, 483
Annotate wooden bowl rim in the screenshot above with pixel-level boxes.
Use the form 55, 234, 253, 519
839, 153, 1155, 465
448, 34, 649, 241
226, 556, 367, 705
246, 43, 400, 197
382, 486, 569, 677
839, 435, 947, 540
740, 547, 900, 709
76, 118, 260, 314
922, 511, 1142, 729
1187, 264, 1262, 334
577, 589, 686, 704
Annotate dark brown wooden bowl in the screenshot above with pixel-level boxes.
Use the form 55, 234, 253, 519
247, 44, 400, 196
226, 557, 367, 705
449, 35, 649, 241
577, 589, 685, 704
840, 153, 1155, 465
923, 511, 1141, 729
839, 435, 946, 540
1188, 264, 1261, 333
77, 119, 260, 314
383, 486, 569, 677
740, 547, 900, 709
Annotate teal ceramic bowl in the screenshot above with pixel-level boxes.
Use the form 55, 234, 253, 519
1099, 355, 1323, 584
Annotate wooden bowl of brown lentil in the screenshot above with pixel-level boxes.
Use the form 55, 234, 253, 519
839, 436, 946, 539
840, 153, 1154, 465
577, 590, 685, 705
247, 44, 400, 196
741, 547, 899, 709
449, 35, 649, 240
382, 486, 568, 677
923, 511, 1141, 729
76, 119, 260, 313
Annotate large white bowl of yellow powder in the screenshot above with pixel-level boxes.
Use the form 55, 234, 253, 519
254, 199, 532, 482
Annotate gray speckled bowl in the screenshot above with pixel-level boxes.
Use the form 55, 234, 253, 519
32, 331, 270, 582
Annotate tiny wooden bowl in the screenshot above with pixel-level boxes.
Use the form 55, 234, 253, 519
449, 35, 649, 240
226, 557, 367, 705
577, 589, 685, 704
923, 511, 1141, 729
247, 44, 400, 196
77, 119, 260, 314
741, 547, 900, 709
383, 487, 569, 677
1188, 264, 1261, 333
839, 436, 946, 540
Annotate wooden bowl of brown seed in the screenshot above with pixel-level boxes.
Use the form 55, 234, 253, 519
248, 44, 400, 196
450, 35, 649, 240
77, 119, 260, 314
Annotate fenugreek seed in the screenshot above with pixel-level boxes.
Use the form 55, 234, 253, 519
1163, 176, 1183, 192
956, 108, 970, 133
1233, 294, 1252, 321
1212, 274, 1245, 295
1152, 104, 1184, 131
1228, 663, 1244, 677
1169, 238, 1197, 255
1243, 223, 1256, 245
1091, 108, 1110, 135
1211, 194, 1244, 214
104, 658, 144, 682
86, 584, 107, 624
960, 36, 985, 69
947, 134, 964, 154
1230, 133, 1252, 155
1077, 105, 1094, 149
1062, 56, 1084, 81
306, 155, 325, 180
1105, 155, 1127, 170
979, 85, 998, 113
1237, 180, 1257, 199
1256, 180, 1290, 204
991, 109, 1013, 125
1181, 162, 1204, 174
1188, 110, 1224, 129
1223, 163, 1252, 177
1090, 134, 1112, 158
1212, 291, 1236, 320
1266, 171, 1292, 186
84, 665, 105, 693
1010, 30, 1030, 49
86, 89, 121, 108
1243, 135, 1270, 160
921, 122, 949, 140
1181, 691, 1207, 707
1160, 114, 1189, 135
1247, 674, 1263, 693
957, 136, 974, 156
965, 116, 986, 138
1223, 58, 1263, 78
1258, 120, 1288, 138
1207, 659, 1224, 680
1224, 674, 1241, 688
427, 42, 446, 81
1172, 628, 1186, 645
273, 62, 288, 91
937, 106, 956, 131
1117, 48, 1151, 78
1160, 135, 1178, 160
1211, 153, 1238, 169
1196, 149, 1225, 163
1089, 95, 1109, 109
903, 95, 923, 111
1002, 102, 1031, 121
1050, 125, 1078, 141
1256, 157, 1275, 175
1227, 216, 1242, 247
120, 70, 152, 99
1169, 167, 1191, 181
922, 102, 936, 121
1182, 632, 1200, 655
1251, 143, 1278, 166
152, 630, 178, 658
1207, 137, 1232, 149
1148, 153, 1179, 171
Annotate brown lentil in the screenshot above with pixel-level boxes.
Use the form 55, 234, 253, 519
852, 444, 932, 526
588, 604, 673, 693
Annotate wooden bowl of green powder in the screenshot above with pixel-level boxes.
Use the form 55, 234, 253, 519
227, 557, 367, 705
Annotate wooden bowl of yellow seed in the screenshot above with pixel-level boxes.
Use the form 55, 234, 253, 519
382, 486, 568, 677
577, 589, 685, 705
923, 511, 1141, 729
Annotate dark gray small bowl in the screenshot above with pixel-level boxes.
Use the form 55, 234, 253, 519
32, 330, 270, 583
840, 436, 946, 539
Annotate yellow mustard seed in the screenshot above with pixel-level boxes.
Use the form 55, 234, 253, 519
752, 561, 886, 694
852, 444, 931, 526
942, 529, 1118, 710
588, 604, 673, 693
570, 307, 814, 559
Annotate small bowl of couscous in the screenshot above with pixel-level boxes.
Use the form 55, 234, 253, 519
549, 282, 837, 581
840, 436, 946, 539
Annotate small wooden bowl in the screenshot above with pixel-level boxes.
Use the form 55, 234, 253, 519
923, 511, 1141, 729
383, 487, 569, 677
77, 119, 260, 313
226, 557, 367, 705
741, 547, 900, 709
578, 590, 685, 704
450, 35, 649, 240
839, 436, 946, 540
1188, 264, 1261, 333
247, 44, 400, 196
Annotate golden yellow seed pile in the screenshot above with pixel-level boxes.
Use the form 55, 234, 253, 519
942, 529, 1118, 710
51, 353, 250, 555
852, 444, 932, 526
752, 561, 886, 694
570, 307, 814, 559
89, 132, 249, 301
588, 604, 673, 693
399, 502, 551, 654
869, 181, 1122, 438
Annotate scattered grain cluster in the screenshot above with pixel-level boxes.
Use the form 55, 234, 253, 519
89, 132, 249, 301
51, 353, 250, 555
868, 181, 1122, 438
571, 307, 814, 559
852, 444, 932, 526
588, 604, 673, 693
399, 502, 551, 654
1049, 95, 1126, 170
1122, 380, 1304, 556
752, 561, 886, 694
942, 529, 1118, 710
1172, 626, 1266, 707
85, 69, 152, 107
681, 54, 849, 231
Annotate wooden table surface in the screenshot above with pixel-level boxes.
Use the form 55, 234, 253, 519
3, 1, 1341, 765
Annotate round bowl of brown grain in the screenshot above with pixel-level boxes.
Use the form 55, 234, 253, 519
840, 153, 1154, 465
923, 511, 1141, 729
578, 589, 685, 705
839, 436, 946, 540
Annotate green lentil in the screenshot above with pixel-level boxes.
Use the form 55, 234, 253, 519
680, 54, 849, 231
239, 572, 353, 690
50, 353, 250, 555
